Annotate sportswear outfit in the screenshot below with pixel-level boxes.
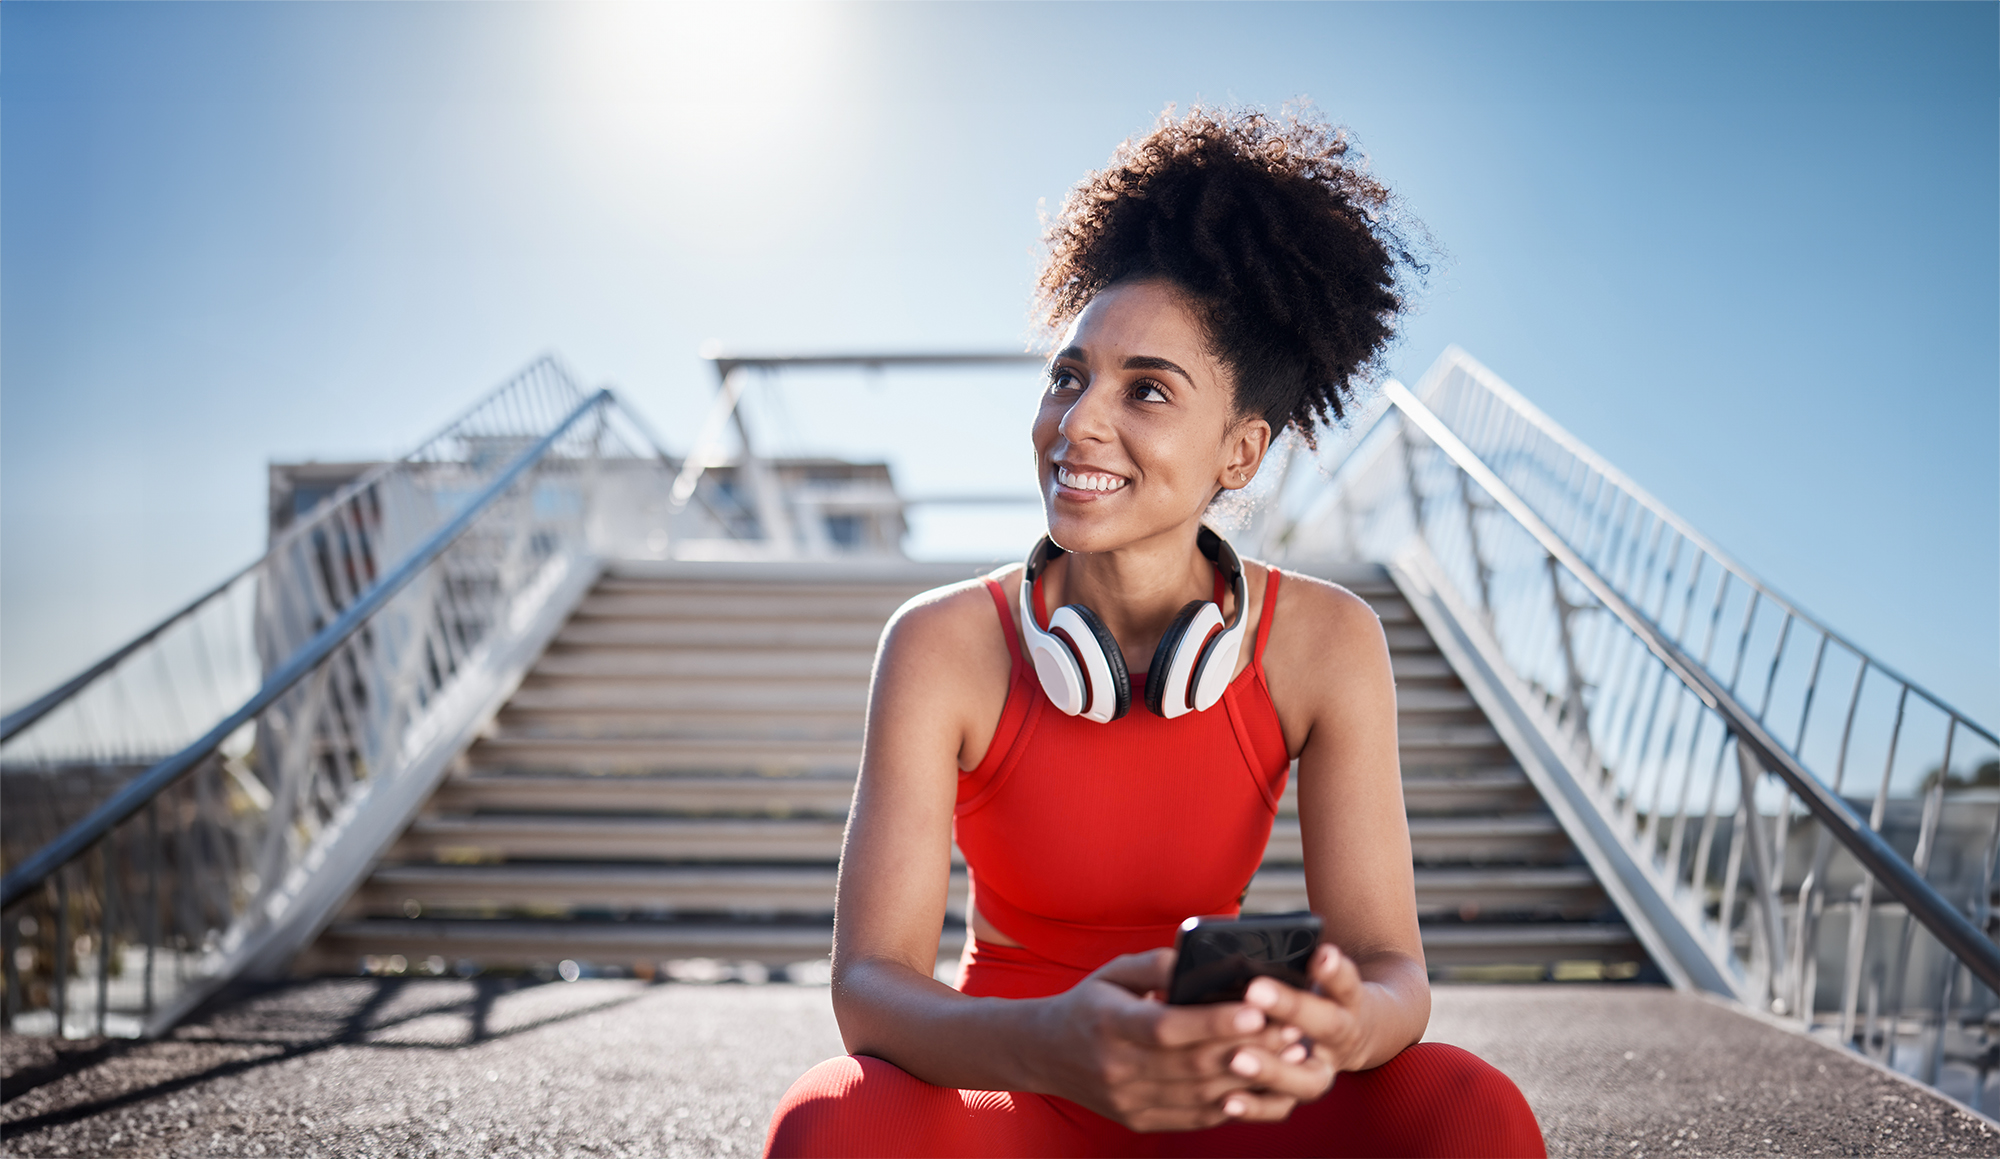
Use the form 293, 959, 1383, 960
765, 568, 1545, 1158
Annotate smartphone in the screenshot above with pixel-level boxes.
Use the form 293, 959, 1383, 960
1166, 912, 1324, 1005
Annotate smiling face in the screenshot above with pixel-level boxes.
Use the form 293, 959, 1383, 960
1034, 279, 1272, 556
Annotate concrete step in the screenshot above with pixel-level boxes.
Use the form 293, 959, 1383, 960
505, 679, 869, 713
1384, 627, 1439, 652
555, 620, 885, 650
440, 767, 1527, 822
572, 591, 912, 622
305, 918, 952, 971
1244, 866, 1607, 918
492, 706, 1488, 742
308, 916, 1638, 976
396, 812, 1567, 868
1416, 922, 1647, 967
466, 736, 864, 776
596, 568, 963, 594
429, 774, 857, 818
1394, 687, 1479, 713
390, 816, 857, 863
490, 711, 865, 741
348, 865, 968, 918
1388, 654, 1458, 682
1268, 814, 1573, 866
1398, 770, 1542, 816
359, 862, 1606, 925
530, 649, 877, 680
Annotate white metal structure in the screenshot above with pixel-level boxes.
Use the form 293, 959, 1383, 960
1259, 347, 2000, 1105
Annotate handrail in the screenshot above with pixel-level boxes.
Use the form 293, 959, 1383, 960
1386, 379, 2000, 992
0, 389, 611, 911
1416, 346, 1998, 749
0, 356, 593, 749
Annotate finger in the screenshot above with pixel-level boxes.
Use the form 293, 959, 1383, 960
1224, 1045, 1336, 1103
1091, 948, 1175, 997
1310, 943, 1364, 1007
1243, 974, 1324, 1032
1150, 999, 1265, 1049
1218, 1089, 1300, 1124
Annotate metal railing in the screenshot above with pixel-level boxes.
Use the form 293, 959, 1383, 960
1271, 347, 2000, 1111
0, 357, 679, 1037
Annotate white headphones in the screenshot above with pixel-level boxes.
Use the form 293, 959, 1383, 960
1018, 526, 1249, 723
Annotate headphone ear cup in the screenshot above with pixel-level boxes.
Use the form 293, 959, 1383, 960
1063, 604, 1131, 722
1144, 601, 1211, 717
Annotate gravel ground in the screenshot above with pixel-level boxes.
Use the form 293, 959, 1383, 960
1424, 986, 1999, 1158
4, 980, 1997, 1157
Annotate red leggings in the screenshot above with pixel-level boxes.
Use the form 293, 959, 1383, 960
765, 1042, 1544, 1158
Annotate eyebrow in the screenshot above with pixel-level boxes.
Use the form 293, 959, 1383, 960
1051, 347, 1197, 388
1123, 355, 1195, 386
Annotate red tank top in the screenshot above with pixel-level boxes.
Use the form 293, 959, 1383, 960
954, 569, 1290, 1000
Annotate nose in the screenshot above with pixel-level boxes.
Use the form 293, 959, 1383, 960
1057, 379, 1117, 446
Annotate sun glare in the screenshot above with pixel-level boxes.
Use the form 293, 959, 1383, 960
539, 2, 854, 239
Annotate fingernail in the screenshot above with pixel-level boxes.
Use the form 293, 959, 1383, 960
1245, 978, 1277, 1007
1224, 1097, 1247, 1117
1281, 1026, 1304, 1044
1282, 1043, 1307, 1064
1231, 1050, 1260, 1077
1233, 1006, 1265, 1033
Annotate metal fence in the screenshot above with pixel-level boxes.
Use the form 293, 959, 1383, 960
0, 357, 675, 1037
1272, 347, 2000, 1111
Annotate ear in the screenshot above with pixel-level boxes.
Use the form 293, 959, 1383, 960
1217, 415, 1273, 492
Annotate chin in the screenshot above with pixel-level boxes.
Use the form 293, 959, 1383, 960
1041, 506, 1143, 556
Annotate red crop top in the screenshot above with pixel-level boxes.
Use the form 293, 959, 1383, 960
952, 568, 1291, 998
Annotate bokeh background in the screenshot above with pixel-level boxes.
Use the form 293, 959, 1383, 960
4, 2, 1994, 727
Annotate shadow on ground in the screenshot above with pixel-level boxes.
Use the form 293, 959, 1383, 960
4, 981, 1997, 1157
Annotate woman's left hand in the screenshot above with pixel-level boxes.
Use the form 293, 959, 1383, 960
1240, 943, 1374, 1076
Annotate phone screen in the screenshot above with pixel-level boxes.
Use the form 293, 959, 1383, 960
1166, 913, 1323, 1005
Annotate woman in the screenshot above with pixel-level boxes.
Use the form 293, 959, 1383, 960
766, 106, 1544, 1158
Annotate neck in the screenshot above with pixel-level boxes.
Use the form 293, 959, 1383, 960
1044, 521, 1222, 674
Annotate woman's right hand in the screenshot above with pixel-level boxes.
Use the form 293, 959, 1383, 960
1030, 948, 1333, 1131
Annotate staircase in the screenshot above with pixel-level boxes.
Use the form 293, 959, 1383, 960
1246, 564, 1647, 981
306, 559, 1651, 984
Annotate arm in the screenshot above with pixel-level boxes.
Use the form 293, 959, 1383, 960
1252, 571, 1430, 1072
829, 579, 1314, 1128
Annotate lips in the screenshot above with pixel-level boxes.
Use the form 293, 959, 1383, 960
1055, 465, 1129, 494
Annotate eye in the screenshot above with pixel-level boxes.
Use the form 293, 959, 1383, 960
1047, 366, 1083, 394
1130, 379, 1169, 403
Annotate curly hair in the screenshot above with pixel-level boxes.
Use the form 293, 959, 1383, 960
1036, 104, 1428, 446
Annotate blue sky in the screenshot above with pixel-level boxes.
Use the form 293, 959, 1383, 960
3, 1, 1995, 728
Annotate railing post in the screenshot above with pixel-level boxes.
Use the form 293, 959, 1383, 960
1737, 739, 1792, 1013
2, 908, 17, 1031
53, 870, 69, 1038
1457, 469, 1495, 620
1543, 554, 1593, 751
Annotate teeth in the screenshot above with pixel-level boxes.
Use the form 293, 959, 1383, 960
1057, 467, 1127, 493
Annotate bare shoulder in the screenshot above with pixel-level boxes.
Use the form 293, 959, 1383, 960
881, 572, 1010, 658
1253, 565, 1395, 752
1261, 566, 1390, 658
874, 567, 1022, 694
